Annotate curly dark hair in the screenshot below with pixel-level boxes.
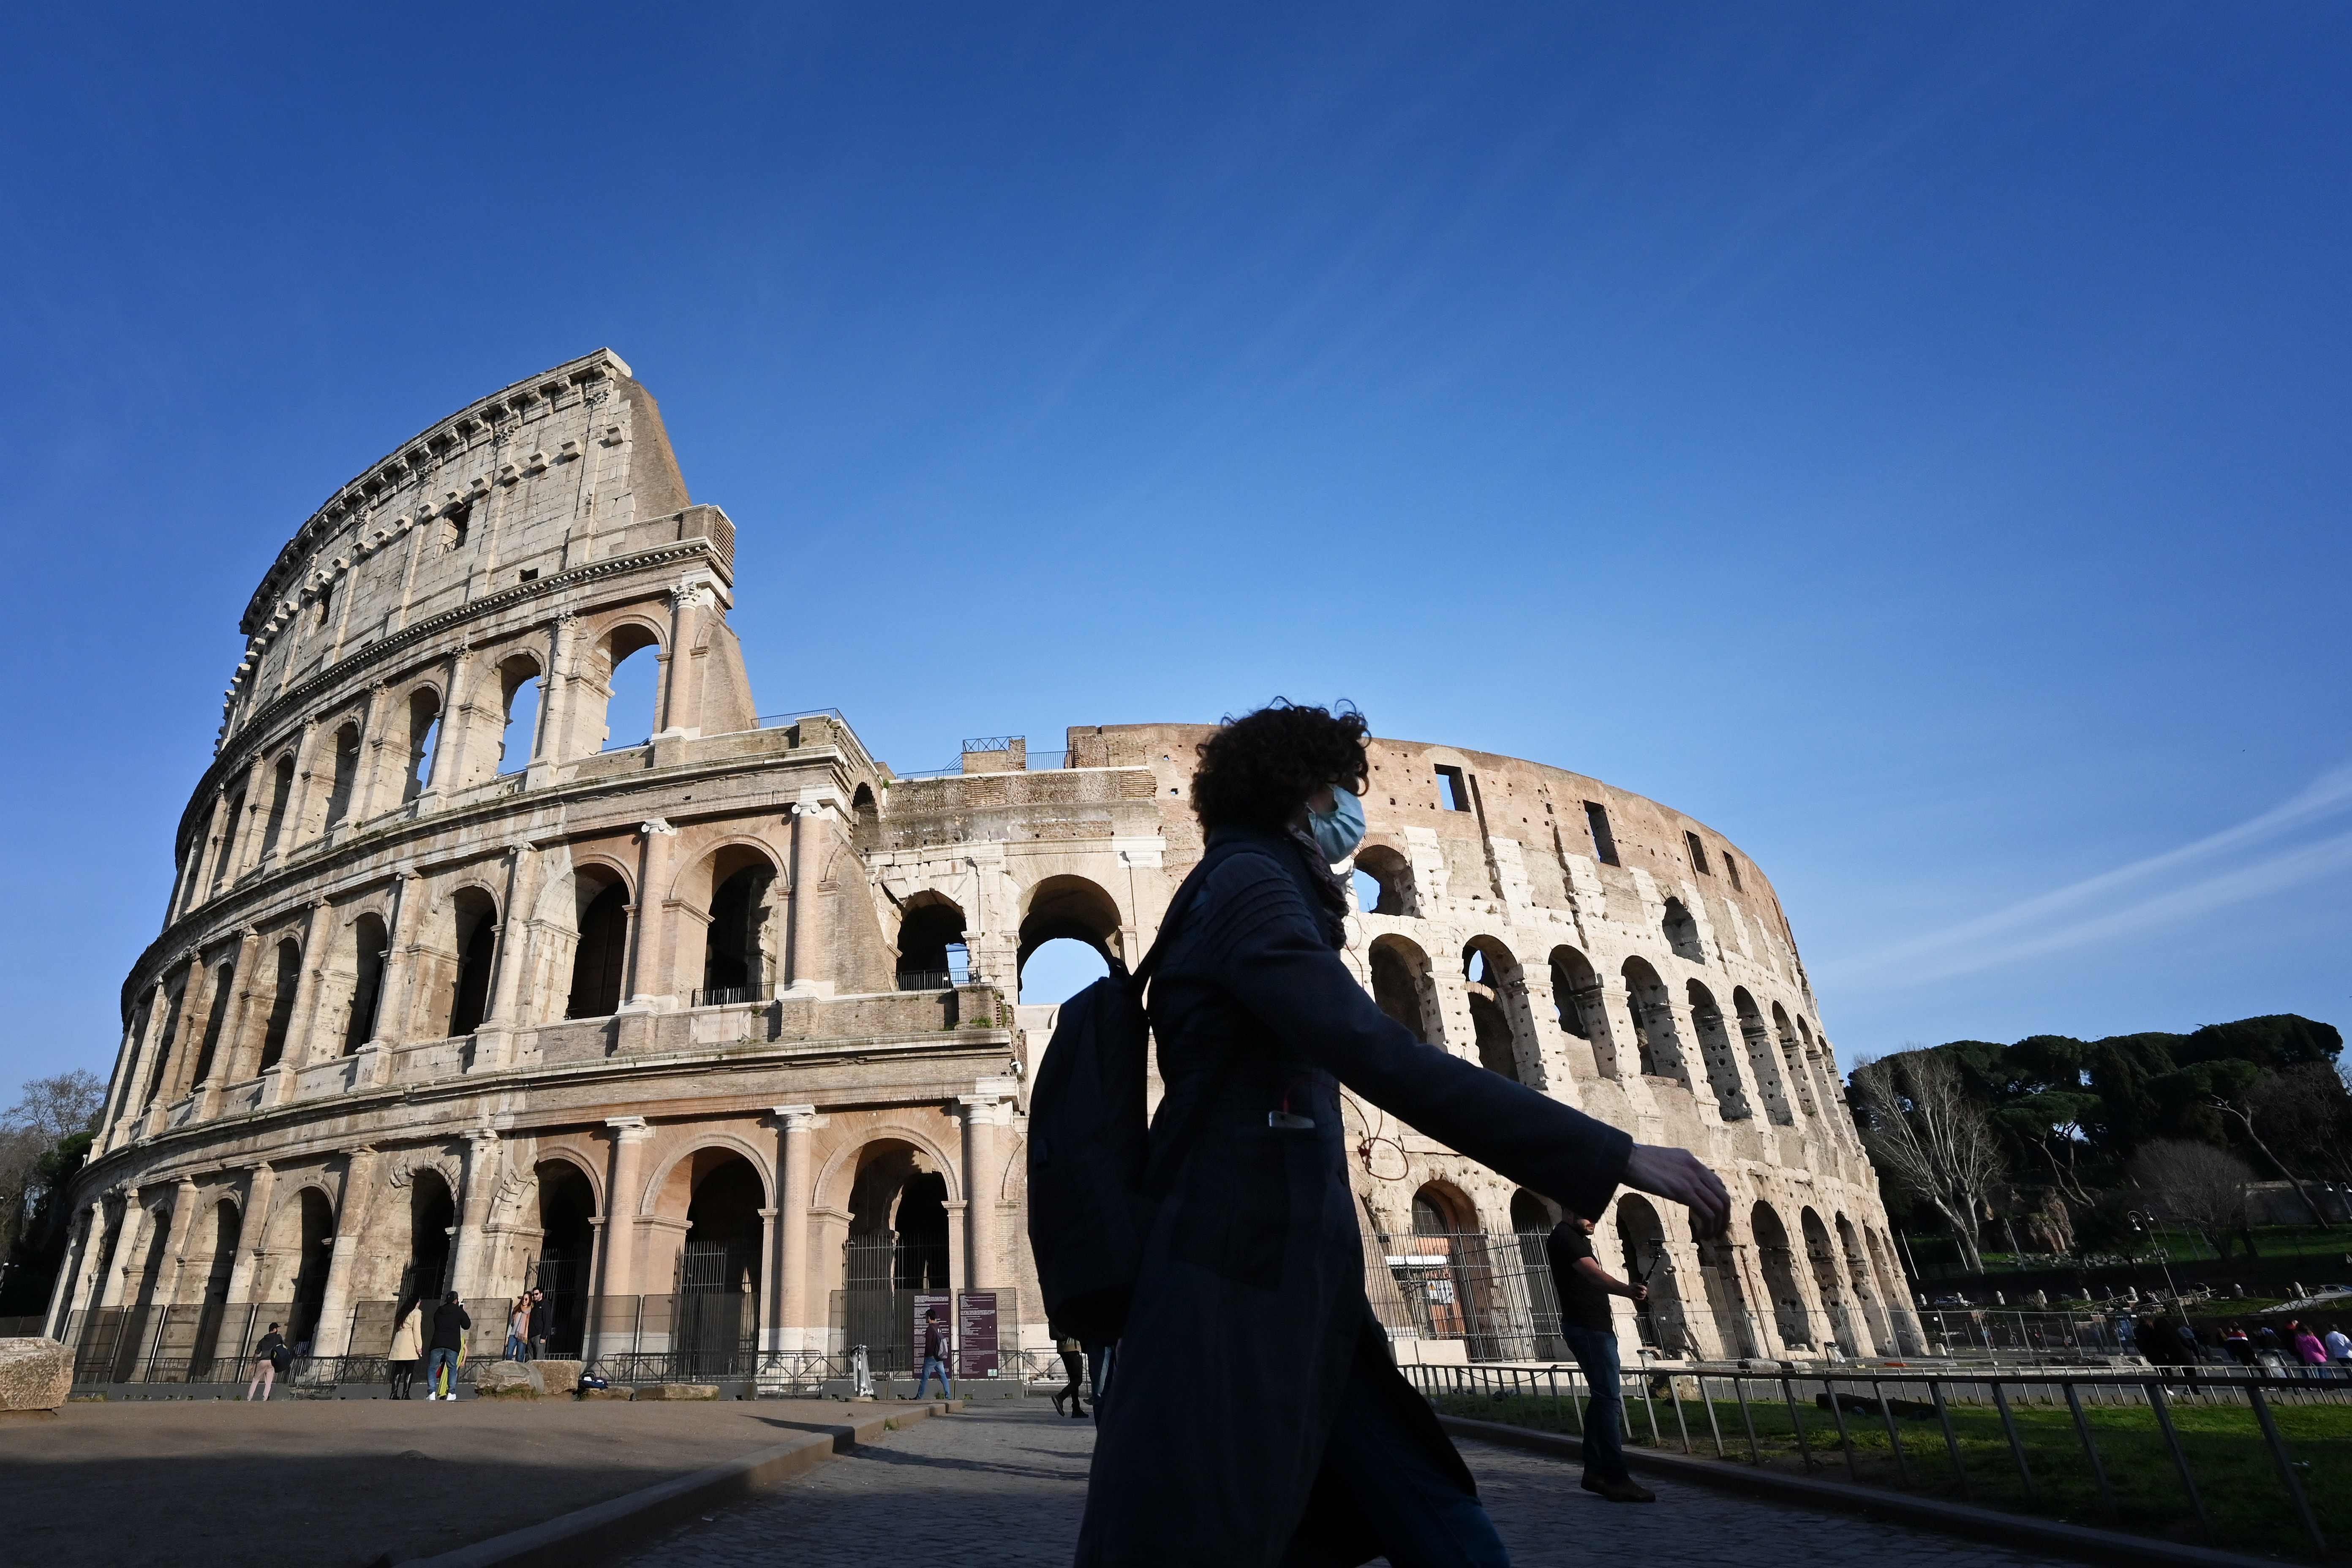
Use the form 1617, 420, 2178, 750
1190, 701, 1371, 832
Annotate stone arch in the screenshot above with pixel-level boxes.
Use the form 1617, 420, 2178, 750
1547, 945, 1617, 1075
1615, 1195, 1692, 1355
1751, 1200, 1812, 1351
403, 683, 443, 801
670, 1149, 768, 1367
185, 1197, 245, 1377
530, 1157, 598, 1356
587, 616, 665, 754
1410, 1179, 1477, 1236
1509, 1188, 1557, 1233
1865, 1226, 1917, 1352
677, 840, 784, 1006
256, 935, 303, 1073
259, 750, 298, 860
1770, 1002, 1820, 1118
642, 1134, 778, 1221
895, 891, 968, 990
1018, 874, 1126, 973
1662, 897, 1705, 962
264, 1184, 337, 1345
323, 717, 363, 828
493, 651, 545, 777
395, 1164, 457, 1313
1462, 936, 1533, 1086
1351, 841, 1416, 917
426, 884, 500, 1037
1620, 958, 1685, 1082
339, 911, 391, 1054
1833, 1211, 1893, 1355
1369, 934, 1442, 1047
1685, 980, 1751, 1120
850, 783, 881, 852
1799, 1208, 1854, 1354
564, 861, 632, 1020
1731, 988, 1792, 1123
1696, 1231, 1760, 1359
832, 1136, 959, 1348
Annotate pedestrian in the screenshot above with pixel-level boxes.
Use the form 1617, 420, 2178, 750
913, 1307, 953, 1400
245, 1321, 289, 1401
526, 1287, 549, 1360
2223, 1324, 2254, 1367
1544, 1211, 1655, 1503
505, 1293, 532, 1363
2256, 1323, 2283, 1353
2292, 1322, 2328, 1375
1052, 1324, 1089, 1418
2325, 1322, 2352, 1375
1073, 703, 1729, 1568
387, 1300, 424, 1399
426, 1290, 470, 1400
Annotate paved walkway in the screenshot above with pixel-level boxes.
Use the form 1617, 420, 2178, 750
624, 1404, 2075, 1567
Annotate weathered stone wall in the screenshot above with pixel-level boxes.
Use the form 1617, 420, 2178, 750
54, 353, 1919, 1379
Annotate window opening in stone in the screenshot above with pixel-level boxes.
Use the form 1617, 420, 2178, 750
324, 722, 361, 827
1684, 831, 1710, 874
531, 1161, 595, 1356
896, 896, 968, 992
518, 567, 539, 583
1752, 1201, 1813, 1350
566, 875, 630, 1020
1584, 801, 1618, 865
1723, 853, 1743, 891
1369, 937, 1435, 1045
1621, 958, 1678, 1081
188, 960, 236, 1089
497, 658, 542, 776
1435, 765, 1470, 812
400, 1169, 456, 1313
1617, 1195, 1681, 1352
443, 504, 471, 552
315, 584, 333, 629
210, 789, 245, 891
446, 890, 498, 1037
1686, 980, 1750, 1120
405, 691, 441, 801
1352, 844, 1414, 917
1549, 945, 1602, 1045
843, 1141, 950, 1369
1734, 987, 1793, 1124
1662, 898, 1704, 962
1463, 939, 1524, 1085
142, 984, 186, 1107
259, 938, 301, 1071
1018, 938, 1105, 1004
1509, 1188, 1555, 1236
259, 754, 295, 860
601, 628, 660, 751
702, 863, 775, 1005
1017, 875, 1122, 1003
343, 913, 389, 1054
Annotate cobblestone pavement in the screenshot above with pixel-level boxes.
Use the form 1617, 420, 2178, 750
625, 1403, 2076, 1566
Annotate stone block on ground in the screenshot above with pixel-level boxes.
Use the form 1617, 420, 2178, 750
0, 1337, 71, 1413
529, 1358, 585, 1394
471, 1361, 544, 1398
577, 1384, 635, 1400
639, 1383, 719, 1401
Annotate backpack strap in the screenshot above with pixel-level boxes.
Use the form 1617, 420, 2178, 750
1126, 837, 1247, 994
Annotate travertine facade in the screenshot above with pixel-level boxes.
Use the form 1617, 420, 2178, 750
53, 351, 1917, 1375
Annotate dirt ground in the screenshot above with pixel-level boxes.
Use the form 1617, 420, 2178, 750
0, 1394, 953, 1568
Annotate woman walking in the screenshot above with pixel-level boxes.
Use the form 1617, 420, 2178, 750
1052, 1323, 1089, 1418
388, 1300, 424, 1399
1075, 702, 1728, 1567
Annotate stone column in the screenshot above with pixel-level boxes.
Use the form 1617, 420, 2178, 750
958, 1092, 1015, 1291
311, 1147, 378, 1356
656, 579, 713, 739
474, 845, 534, 1067
154, 1178, 201, 1306
769, 1106, 818, 1353
275, 900, 330, 1082
592, 1119, 653, 1354
527, 612, 573, 786
623, 819, 678, 1007
417, 645, 472, 807
98, 1191, 153, 1309
447, 1131, 500, 1304
98, 991, 161, 1153
224, 1165, 276, 1305
50, 1200, 109, 1337
365, 871, 420, 1055
261, 719, 320, 872
783, 795, 839, 997
162, 957, 224, 1108
213, 927, 266, 1092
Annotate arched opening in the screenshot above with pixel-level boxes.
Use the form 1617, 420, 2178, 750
850, 784, 881, 853
496, 656, 543, 776
188, 959, 237, 1089
1696, 1233, 1760, 1358
186, 1200, 242, 1379
445, 888, 499, 1037
1018, 875, 1124, 974
1615, 1195, 1690, 1355
599, 625, 661, 751
142, 983, 187, 1108
1802, 1209, 1855, 1356
1865, 1228, 1918, 1353
210, 788, 245, 891
1620, 958, 1682, 1082
1662, 898, 1704, 962
843, 1141, 951, 1375
1732, 988, 1792, 1124
1686, 981, 1750, 1120
896, 894, 969, 991
342, 914, 389, 1054
1463, 938, 1527, 1085
259, 754, 296, 860
1510, 1189, 1557, 1234
111, 1207, 174, 1380
286, 1187, 335, 1350
531, 1161, 596, 1356
701, 852, 778, 1005
257, 938, 302, 1072
1018, 939, 1107, 1004
1392, 1182, 1511, 1357
1771, 1003, 1820, 1118
1549, 945, 1615, 1077
1752, 1202, 1812, 1351
677, 1154, 765, 1375
1351, 843, 1415, 917
324, 721, 362, 827
404, 690, 441, 801
566, 869, 630, 1020
400, 1169, 456, 1315
1369, 935, 1438, 1046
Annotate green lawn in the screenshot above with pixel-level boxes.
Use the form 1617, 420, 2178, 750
1434, 1385, 2352, 1560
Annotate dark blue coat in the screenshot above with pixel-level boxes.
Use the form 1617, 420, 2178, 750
1075, 826, 1633, 1566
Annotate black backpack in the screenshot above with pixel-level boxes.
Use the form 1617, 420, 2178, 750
1024, 844, 1241, 1343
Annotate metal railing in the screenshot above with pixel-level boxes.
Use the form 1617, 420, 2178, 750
689, 984, 777, 1007
1408, 1358, 2342, 1556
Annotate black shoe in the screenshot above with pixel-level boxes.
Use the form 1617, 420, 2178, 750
1071, 1404, 1089, 1418
1052, 1394, 1066, 1416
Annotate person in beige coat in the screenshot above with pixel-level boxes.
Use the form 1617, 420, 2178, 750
388, 1303, 425, 1400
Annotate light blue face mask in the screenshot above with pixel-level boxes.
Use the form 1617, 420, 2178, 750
1307, 784, 1367, 863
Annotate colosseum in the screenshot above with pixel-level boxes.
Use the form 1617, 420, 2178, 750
47, 349, 1919, 1390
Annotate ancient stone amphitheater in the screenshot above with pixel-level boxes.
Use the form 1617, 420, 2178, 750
49, 350, 1917, 1388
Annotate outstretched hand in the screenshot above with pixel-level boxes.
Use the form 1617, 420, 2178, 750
1624, 1143, 1731, 1238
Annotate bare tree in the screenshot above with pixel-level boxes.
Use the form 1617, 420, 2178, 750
1853, 1049, 2006, 1274
0, 1072, 105, 1261
2131, 1138, 2256, 1257
2217, 1066, 2349, 1222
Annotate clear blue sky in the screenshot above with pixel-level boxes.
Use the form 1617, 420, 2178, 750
3, 4, 2346, 1105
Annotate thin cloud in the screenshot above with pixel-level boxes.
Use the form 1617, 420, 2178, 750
1827, 763, 2352, 992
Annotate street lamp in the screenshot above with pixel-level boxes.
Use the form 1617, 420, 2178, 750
2126, 1208, 2194, 1333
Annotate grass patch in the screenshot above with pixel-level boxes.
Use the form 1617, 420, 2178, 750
1435, 1385, 2352, 1560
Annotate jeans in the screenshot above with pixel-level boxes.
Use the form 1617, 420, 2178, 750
505, 1334, 528, 1362
1560, 1324, 1629, 1485
1282, 1356, 1509, 1568
914, 1356, 953, 1399
426, 1347, 461, 1396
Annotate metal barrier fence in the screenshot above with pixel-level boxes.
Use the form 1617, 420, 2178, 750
1914, 1308, 2133, 1358
1368, 1230, 1565, 1362
1406, 1358, 2345, 1554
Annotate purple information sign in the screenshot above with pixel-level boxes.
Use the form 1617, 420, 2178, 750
958, 1290, 999, 1377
